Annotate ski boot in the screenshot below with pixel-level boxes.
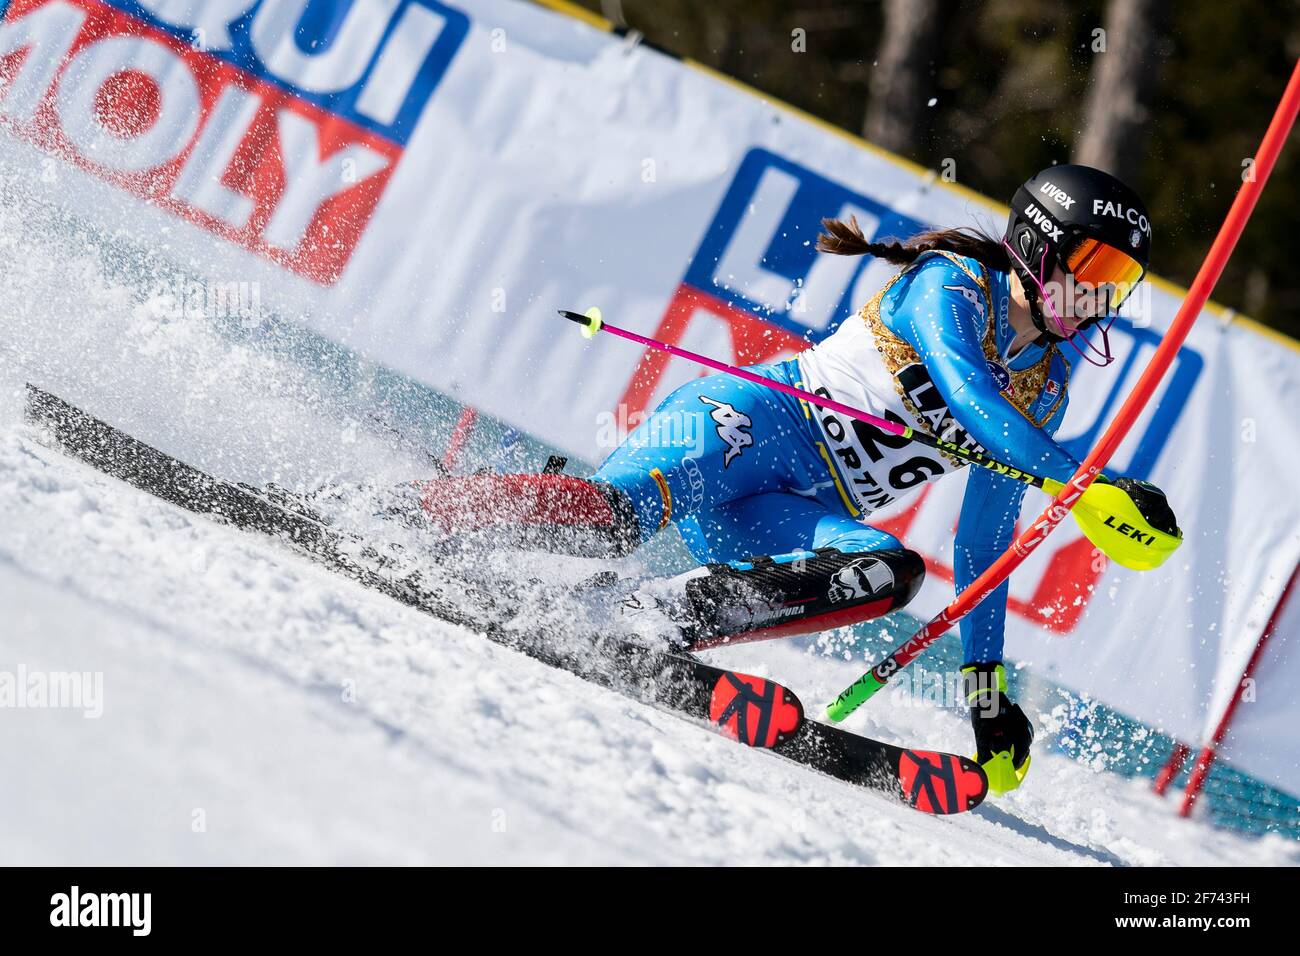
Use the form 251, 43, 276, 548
628, 547, 926, 650
962, 662, 1033, 795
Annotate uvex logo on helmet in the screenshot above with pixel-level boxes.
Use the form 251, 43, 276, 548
1022, 203, 1064, 242
1038, 181, 1076, 209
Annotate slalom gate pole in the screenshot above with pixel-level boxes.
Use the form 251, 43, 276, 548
825, 58, 1300, 722
559, 309, 1058, 492
1178, 561, 1300, 815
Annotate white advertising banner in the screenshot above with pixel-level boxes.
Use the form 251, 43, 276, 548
1, 0, 1297, 792
1215, 567, 1300, 789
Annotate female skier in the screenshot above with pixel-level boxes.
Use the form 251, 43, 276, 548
417, 163, 1177, 793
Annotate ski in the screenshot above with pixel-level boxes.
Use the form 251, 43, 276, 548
23, 383, 988, 814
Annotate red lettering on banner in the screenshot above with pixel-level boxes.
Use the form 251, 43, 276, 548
0, 0, 398, 283
876, 485, 1105, 633
618, 283, 808, 421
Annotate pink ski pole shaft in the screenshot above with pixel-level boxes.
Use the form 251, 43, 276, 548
558, 309, 1054, 491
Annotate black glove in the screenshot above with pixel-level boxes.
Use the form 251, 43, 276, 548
963, 663, 1033, 794
1110, 477, 1181, 538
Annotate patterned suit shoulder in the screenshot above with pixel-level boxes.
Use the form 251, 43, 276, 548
859, 250, 1065, 431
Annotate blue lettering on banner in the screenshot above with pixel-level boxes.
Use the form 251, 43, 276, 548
1058, 321, 1202, 481
674, 148, 1202, 480
0, 0, 469, 282
93, 0, 469, 145
683, 148, 928, 343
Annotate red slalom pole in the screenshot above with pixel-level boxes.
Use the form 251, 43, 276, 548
1153, 742, 1192, 797
827, 58, 1300, 722
442, 405, 478, 472
1178, 561, 1300, 816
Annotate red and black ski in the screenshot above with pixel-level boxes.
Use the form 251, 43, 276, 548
23, 384, 988, 814
691, 665, 987, 813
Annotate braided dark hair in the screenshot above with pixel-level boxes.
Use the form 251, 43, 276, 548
817, 216, 1011, 274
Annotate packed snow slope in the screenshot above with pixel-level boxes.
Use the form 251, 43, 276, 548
0, 176, 1295, 868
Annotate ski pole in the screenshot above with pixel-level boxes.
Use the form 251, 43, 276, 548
559, 307, 1182, 571
825, 56, 1300, 722
560, 307, 1055, 490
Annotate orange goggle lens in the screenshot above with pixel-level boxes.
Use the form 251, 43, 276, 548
1064, 237, 1145, 308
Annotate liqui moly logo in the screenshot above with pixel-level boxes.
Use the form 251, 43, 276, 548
0, 0, 468, 282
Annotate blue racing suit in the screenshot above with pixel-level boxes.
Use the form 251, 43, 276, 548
593, 251, 1082, 664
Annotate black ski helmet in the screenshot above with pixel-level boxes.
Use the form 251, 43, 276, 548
1003, 164, 1152, 344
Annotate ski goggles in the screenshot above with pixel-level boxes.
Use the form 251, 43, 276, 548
1060, 235, 1146, 312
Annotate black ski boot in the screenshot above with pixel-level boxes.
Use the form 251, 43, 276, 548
962, 662, 1033, 795
630, 547, 926, 649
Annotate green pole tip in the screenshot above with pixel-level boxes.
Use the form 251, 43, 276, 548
824, 671, 886, 722
825, 701, 849, 723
